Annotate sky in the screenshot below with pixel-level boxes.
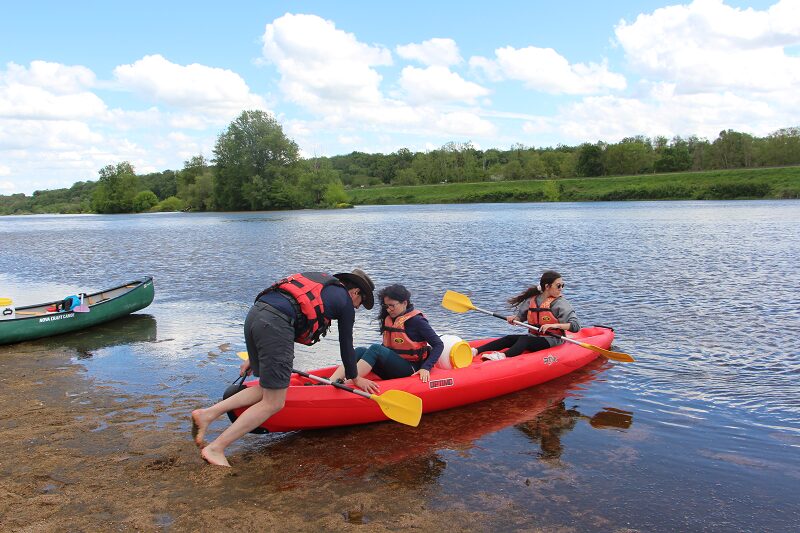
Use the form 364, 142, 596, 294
1, 0, 798, 194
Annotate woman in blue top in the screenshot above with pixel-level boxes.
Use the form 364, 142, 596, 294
329, 284, 444, 385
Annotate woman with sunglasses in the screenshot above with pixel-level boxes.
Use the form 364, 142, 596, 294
328, 283, 444, 385
475, 270, 579, 359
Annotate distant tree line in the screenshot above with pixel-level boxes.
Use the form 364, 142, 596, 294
320, 127, 800, 187
1, 110, 799, 215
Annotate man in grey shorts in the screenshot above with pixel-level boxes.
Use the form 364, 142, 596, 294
191, 269, 378, 467
243, 300, 297, 389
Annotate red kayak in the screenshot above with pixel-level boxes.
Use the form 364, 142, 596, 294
228, 325, 615, 432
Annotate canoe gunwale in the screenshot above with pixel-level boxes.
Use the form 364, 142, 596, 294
6, 276, 153, 320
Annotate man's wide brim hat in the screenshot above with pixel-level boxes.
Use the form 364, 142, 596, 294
334, 269, 375, 310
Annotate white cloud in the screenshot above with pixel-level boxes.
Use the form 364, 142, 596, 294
261, 13, 497, 146
0, 164, 10, 176
0, 119, 103, 151
0, 83, 107, 120
114, 54, 268, 120
435, 111, 496, 137
0, 61, 107, 120
399, 65, 489, 104
615, 0, 800, 93
337, 134, 362, 145
470, 46, 627, 94
262, 13, 392, 107
1, 60, 96, 94
523, 80, 794, 145
396, 38, 462, 66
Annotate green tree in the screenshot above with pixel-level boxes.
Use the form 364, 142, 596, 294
177, 155, 214, 210
758, 127, 800, 166
91, 162, 139, 213
139, 170, 177, 199
654, 137, 692, 172
503, 159, 525, 180
393, 167, 420, 185
132, 190, 158, 212
297, 161, 345, 207
712, 129, 754, 168
520, 150, 547, 179
181, 170, 215, 211
155, 196, 185, 212
212, 110, 300, 210
575, 143, 605, 177
605, 137, 654, 175
323, 180, 348, 205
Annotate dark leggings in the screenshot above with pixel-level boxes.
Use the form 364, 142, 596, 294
476, 334, 551, 357
355, 344, 418, 380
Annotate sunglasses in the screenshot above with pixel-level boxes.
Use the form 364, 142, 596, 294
555, 283, 565, 289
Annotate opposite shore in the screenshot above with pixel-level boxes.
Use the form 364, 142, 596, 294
346, 166, 800, 205
2, 166, 799, 216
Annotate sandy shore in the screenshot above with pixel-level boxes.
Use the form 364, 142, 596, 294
0, 344, 512, 532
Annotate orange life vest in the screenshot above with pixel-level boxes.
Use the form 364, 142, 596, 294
255, 272, 342, 345
382, 309, 430, 363
527, 296, 565, 337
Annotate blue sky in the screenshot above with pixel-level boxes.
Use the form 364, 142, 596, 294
1, 0, 797, 194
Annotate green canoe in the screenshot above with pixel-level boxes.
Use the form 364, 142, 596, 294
0, 276, 155, 345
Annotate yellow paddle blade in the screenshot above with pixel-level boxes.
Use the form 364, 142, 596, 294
577, 342, 635, 363
371, 389, 423, 427
236, 351, 248, 360
441, 290, 476, 313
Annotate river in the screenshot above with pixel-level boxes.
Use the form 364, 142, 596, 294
1, 200, 798, 531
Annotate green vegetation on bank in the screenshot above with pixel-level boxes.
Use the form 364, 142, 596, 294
1, 109, 799, 215
346, 167, 800, 204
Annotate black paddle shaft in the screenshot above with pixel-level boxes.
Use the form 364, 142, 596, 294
292, 368, 371, 398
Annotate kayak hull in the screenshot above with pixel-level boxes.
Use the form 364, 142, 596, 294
230, 325, 614, 432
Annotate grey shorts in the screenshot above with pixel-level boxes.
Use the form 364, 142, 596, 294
243, 301, 295, 389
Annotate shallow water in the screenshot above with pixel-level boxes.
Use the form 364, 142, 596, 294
1, 200, 799, 531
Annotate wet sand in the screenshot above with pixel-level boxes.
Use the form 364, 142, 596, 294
0, 344, 513, 532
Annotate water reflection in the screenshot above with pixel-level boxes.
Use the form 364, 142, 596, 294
516, 403, 633, 461
37, 314, 157, 358
236, 359, 631, 487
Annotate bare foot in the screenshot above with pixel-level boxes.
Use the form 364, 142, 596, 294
191, 409, 210, 448
200, 446, 231, 467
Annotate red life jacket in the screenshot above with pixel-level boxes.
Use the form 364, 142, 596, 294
527, 296, 565, 337
255, 272, 342, 345
382, 309, 430, 363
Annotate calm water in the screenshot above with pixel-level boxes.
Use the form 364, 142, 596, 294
1, 201, 799, 531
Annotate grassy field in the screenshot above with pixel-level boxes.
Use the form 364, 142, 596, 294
346, 166, 800, 205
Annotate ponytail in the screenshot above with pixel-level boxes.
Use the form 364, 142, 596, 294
508, 270, 562, 307
508, 286, 541, 307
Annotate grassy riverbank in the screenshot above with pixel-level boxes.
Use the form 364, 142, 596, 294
346, 166, 800, 205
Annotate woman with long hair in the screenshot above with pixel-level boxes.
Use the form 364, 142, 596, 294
475, 270, 579, 359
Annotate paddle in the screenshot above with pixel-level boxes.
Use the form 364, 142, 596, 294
236, 352, 422, 427
441, 290, 634, 363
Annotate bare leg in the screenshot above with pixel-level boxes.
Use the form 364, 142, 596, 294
191, 385, 262, 447
200, 386, 288, 467
327, 359, 374, 382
